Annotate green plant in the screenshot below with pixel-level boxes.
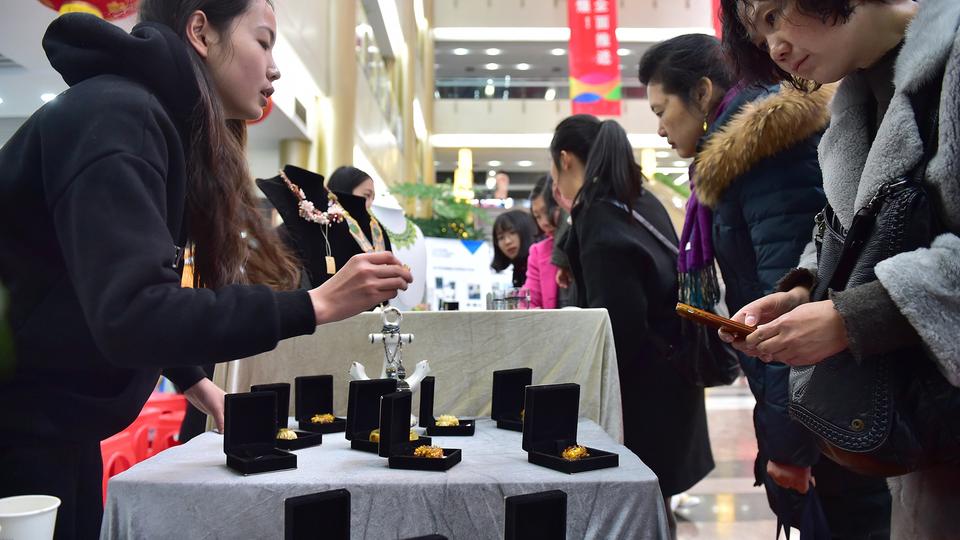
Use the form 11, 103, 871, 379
390, 182, 488, 240
653, 172, 691, 198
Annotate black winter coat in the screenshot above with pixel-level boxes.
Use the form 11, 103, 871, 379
0, 15, 315, 443
565, 191, 713, 496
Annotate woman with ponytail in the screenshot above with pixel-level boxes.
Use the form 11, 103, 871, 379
551, 115, 713, 537
0, 1, 410, 537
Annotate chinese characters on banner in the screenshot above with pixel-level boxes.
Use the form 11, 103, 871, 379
567, 0, 621, 116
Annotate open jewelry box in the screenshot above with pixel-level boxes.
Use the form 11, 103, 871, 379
380, 391, 461, 471
284, 489, 350, 540
223, 391, 297, 475
504, 490, 568, 540
521, 384, 618, 474
295, 375, 347, 434
419, 376, 475, 436
492, 368, 532, 432
250, 383, 323, 451
345, 379, 432, 452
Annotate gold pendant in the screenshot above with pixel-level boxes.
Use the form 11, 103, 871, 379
326, 256, 336, 275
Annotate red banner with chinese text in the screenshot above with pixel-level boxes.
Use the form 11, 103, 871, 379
567, 0, 621, 116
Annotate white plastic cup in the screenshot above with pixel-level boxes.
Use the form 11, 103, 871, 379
0, 495, 61, 540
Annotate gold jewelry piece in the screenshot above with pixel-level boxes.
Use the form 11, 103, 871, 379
277, 428, 298, 441
310, 413, 335, 424
520, 409, 525, 421
561, 445, 590, 461
435, 415, 460, 427
413, 445, 444, 459
369, 429, 380, 443
409, 430, 420, 441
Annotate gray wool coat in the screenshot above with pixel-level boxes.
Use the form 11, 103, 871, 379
795, 0, 960, 536
798, 0, 960, 388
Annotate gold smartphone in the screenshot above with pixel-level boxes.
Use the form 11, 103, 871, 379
675, 302, 756, 340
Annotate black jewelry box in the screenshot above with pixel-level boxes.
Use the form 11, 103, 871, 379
521, 384, 618, 474
284, 489, 350, 540
504, 490, 567, 540
294, 375, 347, 434
380, 391, 461, 471
419, 377, 475, 436
250, 383, 323, 451
223, 392, 297, 475
345, 379, 400, 453
492, 368, 532, 432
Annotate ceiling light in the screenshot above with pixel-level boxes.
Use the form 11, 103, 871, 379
672, 160, 688, 167
484, 63, 500, 70
484, 83, 495, 97
516, 63, 531, 71
517, 160, 534, 167
485, 48, 502, 56
618, 48, 631, 56
486, 175, 497, 189
40, 93, 56, 103
453, 48, 469, 56
655, 151, 670, 158
0, 97, 4, 105
544, 88, 557, 101
550, 48, 566, 56
488, 170, 497, 177
432, 27, 716, 43
488, 160, 502, 167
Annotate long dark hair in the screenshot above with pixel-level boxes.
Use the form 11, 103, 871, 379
327, 166, 371, 193
491, 210, 538, 286
139, 0, 300, 290
529, 175, 560, 233
719, 0, 877, 89
550, 115, 643, 213
637, 33, 733, 106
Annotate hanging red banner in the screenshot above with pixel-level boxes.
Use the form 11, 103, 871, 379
567, 0, 621, 116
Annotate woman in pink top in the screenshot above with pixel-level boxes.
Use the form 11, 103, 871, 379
523, 175, 561, 308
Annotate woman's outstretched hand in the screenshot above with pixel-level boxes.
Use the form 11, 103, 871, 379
308, 252, 412, 325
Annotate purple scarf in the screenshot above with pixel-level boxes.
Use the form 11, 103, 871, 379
677, 86, 741, 308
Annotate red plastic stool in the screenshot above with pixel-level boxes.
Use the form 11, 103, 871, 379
128, 407, 163, 462
146, 392, 187, 415
100, 431, 136, 503
151, 410, 186, 456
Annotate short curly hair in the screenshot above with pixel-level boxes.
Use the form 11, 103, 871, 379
720, 0, 887, 90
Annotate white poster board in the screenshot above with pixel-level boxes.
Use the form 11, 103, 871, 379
423, 237, 513, 311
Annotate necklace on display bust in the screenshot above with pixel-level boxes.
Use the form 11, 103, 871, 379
278, 169, 387, 274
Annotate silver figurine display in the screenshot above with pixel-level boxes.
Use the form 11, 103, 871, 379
349, 307, 430, 393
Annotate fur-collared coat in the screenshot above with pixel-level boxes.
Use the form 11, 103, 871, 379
792, 0, 960, 536
696, 84, 830, 476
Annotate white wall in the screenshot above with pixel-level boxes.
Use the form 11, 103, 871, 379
433, 98, 659, 135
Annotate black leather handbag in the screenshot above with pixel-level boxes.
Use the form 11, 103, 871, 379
787, 82, 960, 476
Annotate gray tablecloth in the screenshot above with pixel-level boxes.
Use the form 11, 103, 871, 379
214, 309, 624, 441
101, 419, 668, 539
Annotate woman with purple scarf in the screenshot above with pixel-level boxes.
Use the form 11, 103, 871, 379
640, 35, 891, 538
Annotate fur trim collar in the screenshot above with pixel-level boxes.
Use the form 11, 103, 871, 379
695, 84, 835, 208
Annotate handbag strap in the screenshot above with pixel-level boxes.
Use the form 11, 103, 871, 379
607, 200, 680, 256
824, 74, 942, 292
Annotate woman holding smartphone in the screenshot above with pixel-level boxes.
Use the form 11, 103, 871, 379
719, 0, 960, 536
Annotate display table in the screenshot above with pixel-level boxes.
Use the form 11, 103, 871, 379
213, 309, 623, 441
100, 419, 668, 540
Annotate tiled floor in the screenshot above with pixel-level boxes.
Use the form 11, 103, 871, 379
676, 379, 784, 540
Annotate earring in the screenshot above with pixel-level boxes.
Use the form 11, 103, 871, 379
702, 116, 709, 133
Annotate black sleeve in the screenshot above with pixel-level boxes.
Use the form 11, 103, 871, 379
162, 366, 206, 391
42, 92, 316, 369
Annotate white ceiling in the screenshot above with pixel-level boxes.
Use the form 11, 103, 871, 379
434, 41, 651, 82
